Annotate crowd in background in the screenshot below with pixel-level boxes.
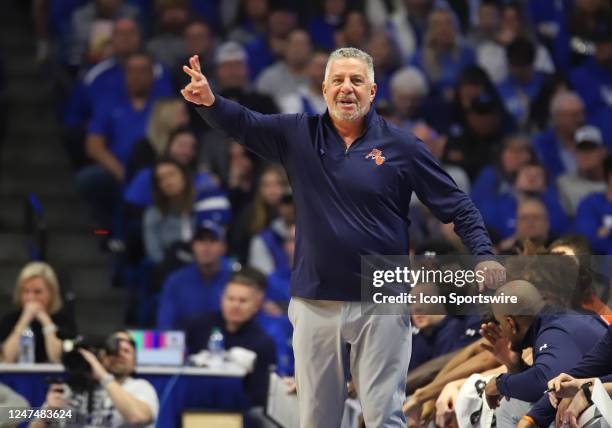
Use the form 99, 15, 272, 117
1, 0, 612, 426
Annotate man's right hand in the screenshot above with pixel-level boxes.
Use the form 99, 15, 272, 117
181, 55, 215, 106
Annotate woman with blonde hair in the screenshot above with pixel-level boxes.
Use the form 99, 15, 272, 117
0, 262, 76, 363
126, 97, 190, 179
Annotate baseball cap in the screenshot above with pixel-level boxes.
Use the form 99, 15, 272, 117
193, 220, 225, 242
575, 125, 603, 148
214, 41, 247, 65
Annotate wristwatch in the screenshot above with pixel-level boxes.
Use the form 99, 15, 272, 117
581, 381, 594, 406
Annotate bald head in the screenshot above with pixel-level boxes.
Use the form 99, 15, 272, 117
492, 280, 545, 317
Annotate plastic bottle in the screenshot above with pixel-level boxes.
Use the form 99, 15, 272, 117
207, 327, 225, 368
18, 326, 35, 363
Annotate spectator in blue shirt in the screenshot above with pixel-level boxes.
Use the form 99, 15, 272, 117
471, 134, 534, 214
531, 91, 586, 178
576, 154, 612, 254
76, 51, 162, 232
306, 0, 346, 51
570, 25, 612, 133
411, 6, 476, 103
156, 221, 233, 329
496, 36, 547, 129
481, 162, 570, 241
265, 224, 295, 315
482, 280, 607, 425
184, 271, 277, 409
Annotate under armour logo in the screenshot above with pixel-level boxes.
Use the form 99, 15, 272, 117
465, 328, 477, 336
539, 344, 548, 352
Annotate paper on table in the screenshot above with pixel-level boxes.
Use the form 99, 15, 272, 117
592, 378, 612, 426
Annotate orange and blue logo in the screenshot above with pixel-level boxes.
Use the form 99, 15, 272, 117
365, 148, 386, 165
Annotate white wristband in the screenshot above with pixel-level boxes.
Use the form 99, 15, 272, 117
43, 324, 58, 335
100, 373, 115, 388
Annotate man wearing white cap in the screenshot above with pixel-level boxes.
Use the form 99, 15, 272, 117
558, 125, 607, 215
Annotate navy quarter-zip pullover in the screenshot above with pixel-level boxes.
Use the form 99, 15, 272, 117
198, 96, 493, 300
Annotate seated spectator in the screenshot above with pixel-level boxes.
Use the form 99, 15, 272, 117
444, 92, 509, 180
482, 281, 607, 427
29, 331, 158, 428
531, 91, 586, 178
0, 262, 76, 364
143, 158, 196, 263
471, 134, 534, 211
126, 97, 190, 181
145, 1, 188, 69
558, 125, 608, 215
125, 126, 218, 209
156, 221, 233, 329
64, 17, 174, 143
197, 41, 278, 182
386, 66, 439, 132
482, 162, 570, 241
499, 198, 552, 252
411, 6, 476, 102
334, 10, 369, 51
266, 224, 295, 314
549, 235, 612, 323
366, 30, 401, 103
496, 36, 548, 129
68, 0, 139, 68
409, 284, 481, 371
374, 0, 433, 60
245, 6, 297, 80
77, 51, 167, 232
576, 154, 612, 254
230, 165, 289, 264
184, 272, 276, 408
172, 19, 216, 93
226, 0, 269, 45
255, 29, 312, 101
473, 2, 554, 84
278, 49, 328, 114
226, 140, 257, 215
248, 191, 294, 276
306, 0, 345, 51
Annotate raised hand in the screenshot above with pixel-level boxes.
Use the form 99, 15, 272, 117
479, 322, 520, 369
181, 55, 215, 106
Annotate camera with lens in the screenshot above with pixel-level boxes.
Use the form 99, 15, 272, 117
60, 335, 122, 392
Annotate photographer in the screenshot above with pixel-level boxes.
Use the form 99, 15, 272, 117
29, 331, 158, 428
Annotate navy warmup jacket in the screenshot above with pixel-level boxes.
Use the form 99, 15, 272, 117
198, 96, 493, 300
528, 324, 612, 426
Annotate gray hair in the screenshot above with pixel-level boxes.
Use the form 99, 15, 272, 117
390, 66, 429, 96
550, 91, 584, 117
324, 47, 375, 84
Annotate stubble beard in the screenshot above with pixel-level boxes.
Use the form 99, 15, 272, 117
330, 100, 364, 122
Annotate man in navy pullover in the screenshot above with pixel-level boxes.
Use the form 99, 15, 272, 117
181, 47, 497, 428
482, 281, 607, 427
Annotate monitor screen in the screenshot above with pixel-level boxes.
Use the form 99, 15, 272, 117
128, 330, 186, 366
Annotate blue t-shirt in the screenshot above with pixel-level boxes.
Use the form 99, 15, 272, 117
124, 168, 219, 207
156, 259, 233, 329
88, 92, 156, 165
267, 267, 291, 303
197, 96, 493, 301
496, 72, 546, 124
575, 192, 612, 255
411, 44, 476, 96
531, 128, 574, 178
570, 59, 612, 118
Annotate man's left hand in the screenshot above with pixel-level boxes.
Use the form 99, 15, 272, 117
475, 260, 506, 291
78, 349, 109, 381
484, 378, 502, 409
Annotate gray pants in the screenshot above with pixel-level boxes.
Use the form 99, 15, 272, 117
288, 297, 412, 428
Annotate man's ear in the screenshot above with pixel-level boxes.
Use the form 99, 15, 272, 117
507, 316, 518, 334
322, 81, 327, 96
370, 82, 378, 103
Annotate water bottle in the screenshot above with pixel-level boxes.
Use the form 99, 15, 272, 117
207, 327, 225, 368
18, 326, 35, 363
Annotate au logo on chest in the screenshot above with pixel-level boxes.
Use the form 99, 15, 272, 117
365, 148, 386, 165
